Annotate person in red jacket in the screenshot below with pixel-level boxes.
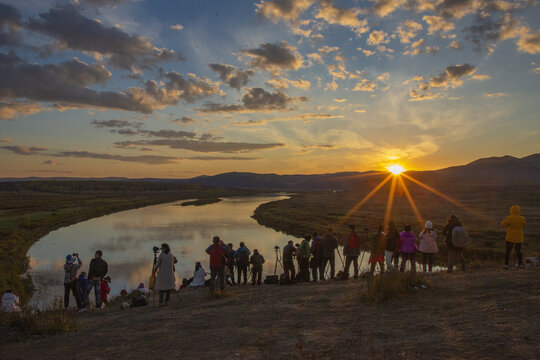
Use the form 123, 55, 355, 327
99, 276, 111, 307
343, 225, 362, 279
206, 236, 227, 295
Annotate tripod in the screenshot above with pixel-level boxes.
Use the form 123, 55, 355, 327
274, 247, 284, 275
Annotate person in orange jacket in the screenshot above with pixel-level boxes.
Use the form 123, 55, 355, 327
500, 206, 526, 269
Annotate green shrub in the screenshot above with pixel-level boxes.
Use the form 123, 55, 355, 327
360, 271, 431, 303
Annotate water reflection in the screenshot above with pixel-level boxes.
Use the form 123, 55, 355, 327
29, 195, 301, 307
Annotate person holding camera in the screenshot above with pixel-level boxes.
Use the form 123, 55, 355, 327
206, 236, 228, 295
250, 249, 265, 286
226, 243, 236, 285
283, 240, 296, 281
87, 250, 108, 309
153, 243, 176, 306
320, 228, 339, 280
63, 253, 83, 310
344, 225, 361, 280
234, 241, 251, 285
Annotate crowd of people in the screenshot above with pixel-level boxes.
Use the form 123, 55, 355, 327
0, 205, 530, 313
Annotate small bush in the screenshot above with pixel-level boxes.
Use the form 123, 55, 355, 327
360, 272, 431, 303
1, 298, 77, 336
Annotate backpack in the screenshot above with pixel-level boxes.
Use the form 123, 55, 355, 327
131, 289, 148, 307
238, 249, 249, 266
452, 226, 468, 248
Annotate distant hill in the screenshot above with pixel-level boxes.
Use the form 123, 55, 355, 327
1, 154, 538, 190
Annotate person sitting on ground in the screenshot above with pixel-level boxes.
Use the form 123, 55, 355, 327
78, 272, 88, 309
189, 262, 207, 287
283, 240, 296, 281
320, 228, 339, 280
132, 283, 149, 306
226, 243, 236, 285
179, 278, 188, 290
100, 275, 111, 307
310, 232, 322, 282
63, 253, 83, 311
250, 249, 265, 286
153, 243, 176, 307
399, 225, 418, 272
87, 250, 108, 309
1, 290, 21, 313
234, 242, 251, 286
343, 225, 362, 280
418, 221, 438, 273
500, 205, 526, 269
385, 221, 400, 271
369, 225, 386, 275
206, 236, 228, 295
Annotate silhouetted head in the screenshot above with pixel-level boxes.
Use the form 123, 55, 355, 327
227, 243, 233, 248
510, 205, 521, 216
404, 224, 412, 232
213, 236, 220, 244
195, 262, 202, 271
254, 249, 259, 255
304, 234, 312, 241
425, 221, 433, 230
388, 221, 398, 234
95, 250, 103, 258
288, 240, 293, 245
240, 241, 245, 247
161, 243, 170, 253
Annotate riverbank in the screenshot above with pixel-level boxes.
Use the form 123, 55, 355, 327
1, 267, 538, 359
0, 181, 260, 302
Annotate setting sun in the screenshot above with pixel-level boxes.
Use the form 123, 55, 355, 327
387, 165, 406, 175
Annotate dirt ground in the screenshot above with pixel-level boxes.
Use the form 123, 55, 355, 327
2, 267, 539, 359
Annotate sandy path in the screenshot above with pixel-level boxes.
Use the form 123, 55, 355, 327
2, 267, 539, 359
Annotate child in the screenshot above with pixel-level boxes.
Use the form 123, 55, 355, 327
369, 225, 385, 275
418, 221, 438, 273
132, 283, 149, 306
500, 205, 526, 269
100, 275, 111, 307
78, 272, 88, 309
399, 225, 418, 272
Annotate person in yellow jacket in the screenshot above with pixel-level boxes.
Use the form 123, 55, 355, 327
500, 205, 526, 269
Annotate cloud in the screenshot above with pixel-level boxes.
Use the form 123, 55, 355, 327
198, 87, 307, 113
464, 13, 521, 52
472, 74, 490, 80
173, 116, 195, 124
79, 0, 127, 7
138, 129, 199, 139
42, 160, 57, 165
404, 38, 440, 56
27, 4, 184, 71
184, 156, 259, 161
484, 92, 507, 97
395, 20, 423, 43
255, 0, 315, 24
315, 0, 369, 35
353, 79, 377, 92
231, 113, 344, 125
409, 63, 477, 100
0, 145, 47, 155
517, 27, 540, 54
0, 100, 48, 120
169, 24, 184, 31
0, 53, 220, 115
367, 30, 389, 46
423, 15, 455, 35
372, 0, 407, 17
238, 41, 303, 73
0, 2, 23, 47
266, 77, 311, 90
91, 119, 142, 128
208, 63, 254, 90
53, 151, 177, 164
449, 40, 461, 49
115, 139, 285, 153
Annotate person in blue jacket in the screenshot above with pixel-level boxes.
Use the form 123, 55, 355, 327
234, 242, 251, 285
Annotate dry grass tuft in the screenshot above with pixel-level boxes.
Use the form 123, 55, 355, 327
360, 271, 431, 303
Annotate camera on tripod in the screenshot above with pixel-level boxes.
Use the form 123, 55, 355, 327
274, 245, 280, 252
153, 246, 160, 254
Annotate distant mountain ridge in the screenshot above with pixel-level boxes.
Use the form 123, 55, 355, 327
1, 154, 538, 190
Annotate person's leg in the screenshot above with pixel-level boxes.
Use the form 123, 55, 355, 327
504, 241, 512, 266
219, 267, 225, 290
256, 268, 262, 285
228, 264, 236, 284
400, 253, 407, 272
64, 284, 70, 309
209, 269, 217, 294
165, 290, 171, 303
379, 261, 385, 273
329, 255, 336, 279
344, 256, 352, 278
72, 281, 82, 309
290, 262, 296, 280
94, 281, 101, 308
319, 258, 327, 281
352, 256, 359, 279
243, 265, 248, 285
459, 248, 466, 271
422, 252, 427, 272
393, 252, 400, 268
385, 251, 393, 270
410, 253, 416, 273
428, 254, 434, 272
515, 243, 523, 265
159, 290, 164, 304
370, 262, 376, 275
447, 247, 455, 272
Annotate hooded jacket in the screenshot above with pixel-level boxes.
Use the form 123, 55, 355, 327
399, 231, 418, 254
500, 206, 526, 243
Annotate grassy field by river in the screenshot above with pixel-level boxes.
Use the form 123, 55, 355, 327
253, 175, 540, 265
0, 181, 260, 302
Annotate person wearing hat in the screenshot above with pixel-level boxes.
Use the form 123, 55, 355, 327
500, 205, 526, 269
63, 253, 83, 310
418, 221, 438, 273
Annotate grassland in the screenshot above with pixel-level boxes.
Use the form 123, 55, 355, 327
0, 180, 259, 303
252, 174, 540, 265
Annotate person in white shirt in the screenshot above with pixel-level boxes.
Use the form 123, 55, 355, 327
1, 290, 21, 312
189, 262, 207, 287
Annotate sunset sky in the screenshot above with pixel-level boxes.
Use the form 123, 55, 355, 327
1, 0, 539, 178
